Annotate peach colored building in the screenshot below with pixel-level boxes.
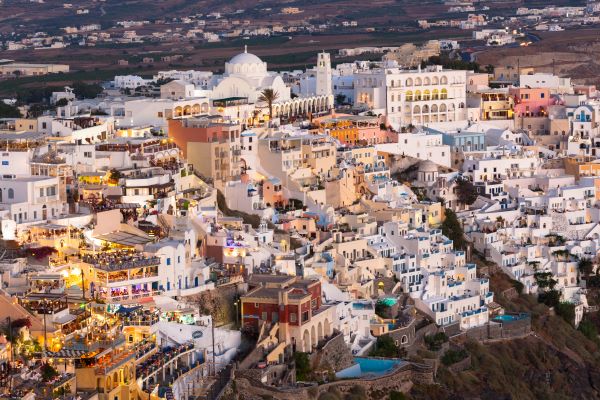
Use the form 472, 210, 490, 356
168, 117, 242, 185
262, 177, 286, 208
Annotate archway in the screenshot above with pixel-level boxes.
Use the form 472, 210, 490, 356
317, 321, 323, 341
311, 325, 317, 349
302, 329, 311, 352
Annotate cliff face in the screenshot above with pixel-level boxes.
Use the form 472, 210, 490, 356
410, 272, 600, 400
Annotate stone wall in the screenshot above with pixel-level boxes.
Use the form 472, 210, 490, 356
383, 318, 417, 350
450, 316, 531, 343
220, 362, 434, 400
313, 332, 355, 372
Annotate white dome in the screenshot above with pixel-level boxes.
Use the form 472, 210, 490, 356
228, 51, 263, 65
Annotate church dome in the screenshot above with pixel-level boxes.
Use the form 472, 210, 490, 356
225, 47, 268, 78
418, 160, 438, 173
229, 51, 263, 65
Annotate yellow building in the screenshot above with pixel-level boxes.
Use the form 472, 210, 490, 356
564, 156, 600, 181
478, 90, 514, 120
415, 202, 443, 227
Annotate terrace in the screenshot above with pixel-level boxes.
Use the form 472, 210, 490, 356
82, 250, 160, 272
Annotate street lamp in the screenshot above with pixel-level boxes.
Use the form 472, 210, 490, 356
234, 301, 239, 327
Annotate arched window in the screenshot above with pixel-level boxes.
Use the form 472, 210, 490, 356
440, 76, 448, 84
423, 90, 431, 101
405, 91, 413, 102
441, 89, 448, 100
7, 188, 13, 199
432, 89, 439, 100
405, 78, 413, 86
415, 90, 422, 101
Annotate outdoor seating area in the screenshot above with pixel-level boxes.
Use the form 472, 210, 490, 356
82, 249, 160, 271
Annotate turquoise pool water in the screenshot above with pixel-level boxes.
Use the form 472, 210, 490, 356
379, 298, 398, 307
356, 357, 400, 373
336, 357, 403, 379
493, 314, 526, 323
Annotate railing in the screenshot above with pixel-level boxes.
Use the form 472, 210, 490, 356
83, 256, 161, 271
64, 334, 126, 352
95, 351, 136, 375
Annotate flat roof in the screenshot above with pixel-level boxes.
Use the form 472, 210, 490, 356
0, 132, 46, 141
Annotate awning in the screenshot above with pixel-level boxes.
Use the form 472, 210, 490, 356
94, 223, 153, 246
47, 349, 88, 358
54, 313, 77, 325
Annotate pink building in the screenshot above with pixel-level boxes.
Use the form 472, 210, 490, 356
509, 87, 554, 118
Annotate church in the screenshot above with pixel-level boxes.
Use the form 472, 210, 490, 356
160, 48, 334, 126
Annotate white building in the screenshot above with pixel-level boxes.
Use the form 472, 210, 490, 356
113, 75, 152, 89
354, 64, 467, 129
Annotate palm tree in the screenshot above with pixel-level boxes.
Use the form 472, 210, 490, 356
258, 89, 279, 127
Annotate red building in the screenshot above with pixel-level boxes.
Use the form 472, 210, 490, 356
241, 274, 333, 352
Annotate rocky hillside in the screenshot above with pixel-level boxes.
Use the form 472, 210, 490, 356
409, 273, 600, 400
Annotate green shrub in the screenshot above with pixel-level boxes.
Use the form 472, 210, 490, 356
424, 332, 448, 351
441, 349, 468, 366
390, 391, 408, 400
555, 302, 575, 325
294, 352, 312, 381
369, 335, 401, 358
578, 320, 598, 341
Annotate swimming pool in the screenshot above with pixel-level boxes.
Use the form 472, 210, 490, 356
335, 357, 404, 379
493, 313, 527, 323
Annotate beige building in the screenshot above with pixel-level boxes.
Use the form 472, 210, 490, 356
0, 63, 69, 76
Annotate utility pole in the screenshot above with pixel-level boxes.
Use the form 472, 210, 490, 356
211, 312, 216, 377
6, 316, 12, 394
81, 269, 86, 301
43, 312, 48, 359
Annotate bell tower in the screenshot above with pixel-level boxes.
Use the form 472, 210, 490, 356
316, 52, 332, 97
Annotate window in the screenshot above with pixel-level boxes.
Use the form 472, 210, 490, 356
261, 312, 268, 320
158, 112, 163, 118
290, 313, 297, 323
39, 188, 44, 197
166, 258, 171, 266
302, 311, 309, 322
1, 161, 7, 166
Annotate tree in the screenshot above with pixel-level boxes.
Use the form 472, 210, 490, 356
0, 102, 21, 118
456, 179, 477, 205
556, 302, 575, 325
72, 81, 103, 99
335, 94, 347, 105
41, 363, 59, 382
55, 98, 69, 107
108, 169, 122, 185
424, 332, 448, 350
442, 208, 466, 250
578, 259, 594, 277
534, 271, 557, 290
369, 335, 402, 358
258, 88, 279, 127
294, 352, 311, 381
